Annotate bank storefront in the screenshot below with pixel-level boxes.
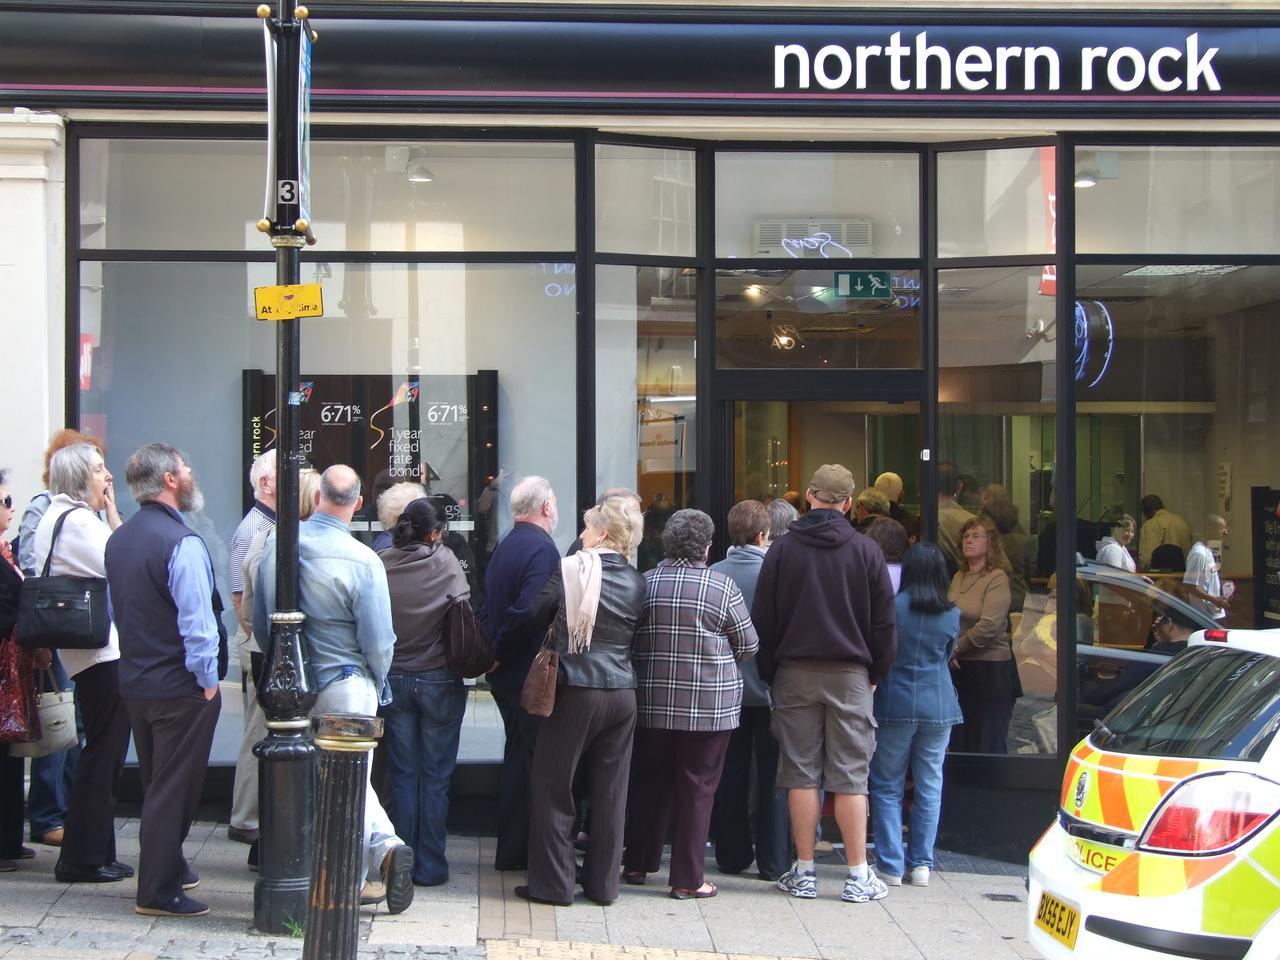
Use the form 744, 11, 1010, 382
4, 3, 1280, 857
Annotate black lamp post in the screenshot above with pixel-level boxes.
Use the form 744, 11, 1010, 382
252, 0, 319, 935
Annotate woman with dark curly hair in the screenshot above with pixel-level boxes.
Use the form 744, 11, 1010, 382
622, 509, 758, 901
379, 498, 469, 886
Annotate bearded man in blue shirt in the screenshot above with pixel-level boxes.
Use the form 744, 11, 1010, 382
106, 443, 227, 918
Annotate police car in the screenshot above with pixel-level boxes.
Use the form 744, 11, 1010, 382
1028, 626, 1280, 959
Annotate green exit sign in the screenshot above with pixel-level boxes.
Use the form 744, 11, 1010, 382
834, 270, 892, 300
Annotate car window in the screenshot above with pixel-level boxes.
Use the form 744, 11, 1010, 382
1092, 646, 1280, 762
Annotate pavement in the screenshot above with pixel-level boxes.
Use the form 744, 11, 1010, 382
0, 819, 1037, 960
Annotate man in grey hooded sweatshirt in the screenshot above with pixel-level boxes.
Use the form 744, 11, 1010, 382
709, 499, 790, 881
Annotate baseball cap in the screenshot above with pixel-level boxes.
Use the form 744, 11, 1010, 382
808, 464, 855, 504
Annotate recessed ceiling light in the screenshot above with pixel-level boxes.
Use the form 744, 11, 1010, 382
1121, 265, 1246, 278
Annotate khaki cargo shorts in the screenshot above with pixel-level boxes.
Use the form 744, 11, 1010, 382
770, 662, 876, 796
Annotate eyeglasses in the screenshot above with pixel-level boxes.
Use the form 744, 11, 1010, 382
0, 496, 11, 509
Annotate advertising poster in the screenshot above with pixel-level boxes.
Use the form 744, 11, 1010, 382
242, 370, 491, 534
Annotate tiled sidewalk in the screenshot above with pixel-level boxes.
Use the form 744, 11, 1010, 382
0, 819, 1037, 960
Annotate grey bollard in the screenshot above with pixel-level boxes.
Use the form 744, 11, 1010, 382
301, 713, 383, 960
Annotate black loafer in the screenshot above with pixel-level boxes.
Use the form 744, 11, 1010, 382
105, 861, 134, 879
55, 861, 126, 884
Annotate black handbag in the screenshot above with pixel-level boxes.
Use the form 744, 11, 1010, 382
16, 507, 110, 651
442, 593, 495, 679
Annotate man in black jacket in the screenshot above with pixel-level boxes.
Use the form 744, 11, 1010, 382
753, 464, 897, 905
479, 475, 560, 871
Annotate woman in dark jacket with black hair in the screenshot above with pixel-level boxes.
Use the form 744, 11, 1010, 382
379, 498, 469, 886
516, 495, 646, 908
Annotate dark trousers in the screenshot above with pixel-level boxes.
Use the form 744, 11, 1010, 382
624, 727, 731, 890
61, 660, 132, 868
27, 653, 80, 839
382, 668, 467, 885
951, 659, 1013, 755
125, 691, 221, 907
711, 706, 790, 880
491, 683, 540, 871
0, 744, 24, 859
528, 686, 636, 904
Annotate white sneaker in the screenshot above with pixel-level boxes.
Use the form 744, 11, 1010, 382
873, 866, 903, 887
842, 870, 889, 903
908, 866, 930, 886
777, 867, 817, 899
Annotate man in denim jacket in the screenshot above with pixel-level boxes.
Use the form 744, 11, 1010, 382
255, 464, 413, 914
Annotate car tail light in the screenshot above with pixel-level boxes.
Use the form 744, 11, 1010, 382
1139, 772, 1280, 854
1204, 629, 1229, 643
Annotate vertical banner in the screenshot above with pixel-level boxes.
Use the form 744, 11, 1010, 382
296, 24, 312, 225
1039, 146, 1057, 296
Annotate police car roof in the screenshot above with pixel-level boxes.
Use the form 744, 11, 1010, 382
1189, 627, 1280, 658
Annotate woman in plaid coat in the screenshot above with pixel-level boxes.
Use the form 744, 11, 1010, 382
622, 509, 758, 900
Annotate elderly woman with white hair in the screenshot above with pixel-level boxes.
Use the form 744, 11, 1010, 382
30, 443, 133, 884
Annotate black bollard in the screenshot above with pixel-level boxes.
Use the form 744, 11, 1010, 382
302, 713, 383, 960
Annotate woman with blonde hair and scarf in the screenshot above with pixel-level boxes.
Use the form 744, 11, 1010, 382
516, 496, 646, 908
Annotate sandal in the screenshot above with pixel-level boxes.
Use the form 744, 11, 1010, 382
670, 882, 717, 900
622, 869, 647, 886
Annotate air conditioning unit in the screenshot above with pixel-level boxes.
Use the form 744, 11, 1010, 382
752, 218, 874, 258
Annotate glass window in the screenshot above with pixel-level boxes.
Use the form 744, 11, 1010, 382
937, 146, 1056, 258
82, 259, 577, 765
595, 145, 695, 257
1076, 146, 1280, 255
596, 265, 697, 570
731, 400, 921, 534
939, 265, 1056, 756
1074, 263, 1280, 632
715, 152, 919, 259
716, 268, 922, 368
79, 139, 575, 252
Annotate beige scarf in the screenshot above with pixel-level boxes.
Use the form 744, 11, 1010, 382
561, 549, 604, 654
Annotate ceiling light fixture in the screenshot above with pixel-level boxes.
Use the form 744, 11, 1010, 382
1074, 153, 1099, 189
406, 149, 434, 184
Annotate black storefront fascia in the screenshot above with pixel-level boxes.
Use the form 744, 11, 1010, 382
5, 1, 1278, 862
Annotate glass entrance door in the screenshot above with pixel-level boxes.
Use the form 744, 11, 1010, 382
730, 399, 922, 534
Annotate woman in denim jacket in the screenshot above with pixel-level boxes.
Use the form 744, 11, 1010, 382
868, 542, 962, 888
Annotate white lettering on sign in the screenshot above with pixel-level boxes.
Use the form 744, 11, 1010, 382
774, 32, 1218, 94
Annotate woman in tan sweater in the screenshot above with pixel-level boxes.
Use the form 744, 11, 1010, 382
947, 516, 1013, 754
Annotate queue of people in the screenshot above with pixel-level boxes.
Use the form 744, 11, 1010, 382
2, 437, 1045, 916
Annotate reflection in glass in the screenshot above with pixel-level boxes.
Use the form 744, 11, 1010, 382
596, 145, 695, 257
79, 139, 576, 252
715, 152, 920, 259
937, 146, 1055, 258
596, 265, 697, 571
716, 269, 922, 369
1075, 146, 1280, 255
939, 265, 1056, 756
1074, 264, 1280, 632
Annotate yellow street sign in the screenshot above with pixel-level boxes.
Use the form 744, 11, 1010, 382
254, 283, 324, 321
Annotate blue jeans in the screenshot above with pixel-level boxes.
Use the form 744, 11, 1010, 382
868, 722, 951, 876
381, 668, 466, 885
28, 654, 81, 838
